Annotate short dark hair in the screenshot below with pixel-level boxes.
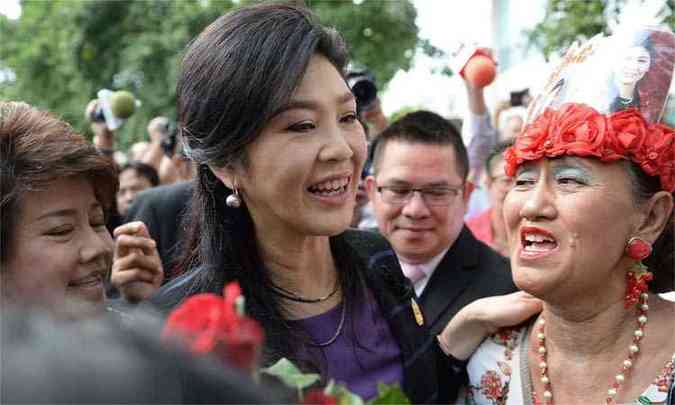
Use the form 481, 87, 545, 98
485, 139, 515, 178
370, 110, 469, 180
0, 102, 117, 264
120, 161, 160, 187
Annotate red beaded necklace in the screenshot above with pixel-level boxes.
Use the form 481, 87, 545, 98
532, 293, 649, 404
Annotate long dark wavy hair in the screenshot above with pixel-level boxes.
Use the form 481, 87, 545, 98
172, 2, 373, 373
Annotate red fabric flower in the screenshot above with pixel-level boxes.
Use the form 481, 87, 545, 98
513, 109, 554, 160
301, 389, 338, 405
547, 103, 608, 158
504, 103, 675, 192
609, 109, 648, 156
162, 282, 264, 371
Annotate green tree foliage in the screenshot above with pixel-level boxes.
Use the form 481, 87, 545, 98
0, 0, 419, 151
304, 0, 418, 87
528, 0, 675, 59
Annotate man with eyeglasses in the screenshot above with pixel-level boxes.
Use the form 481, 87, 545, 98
365, 110, 517, 336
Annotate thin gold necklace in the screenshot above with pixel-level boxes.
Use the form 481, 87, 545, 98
307, 301, 347, 347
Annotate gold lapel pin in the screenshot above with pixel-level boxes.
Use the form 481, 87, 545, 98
411, 298, 424, 326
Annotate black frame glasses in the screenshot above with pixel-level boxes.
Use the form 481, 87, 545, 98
376, 184, 463, 206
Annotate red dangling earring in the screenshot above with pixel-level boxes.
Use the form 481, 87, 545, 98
624, 237, 653, 309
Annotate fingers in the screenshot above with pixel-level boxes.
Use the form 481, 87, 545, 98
111, 250, 164, 303
114, 221, 150, 239
114, 234, 157, 258
114, 251, 162, 278
112, 267, 157, 286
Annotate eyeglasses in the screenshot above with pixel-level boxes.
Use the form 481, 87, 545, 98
376, 184, 463, 207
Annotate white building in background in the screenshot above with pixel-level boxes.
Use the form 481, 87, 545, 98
490, 0, 549, 105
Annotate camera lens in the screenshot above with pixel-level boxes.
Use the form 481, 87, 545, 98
352, 80, 377, 109
91, 106, 106, 123
347, 72, 377, 113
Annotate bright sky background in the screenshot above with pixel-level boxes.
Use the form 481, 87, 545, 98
382, 0, 495, 116
0, 0, 547, 117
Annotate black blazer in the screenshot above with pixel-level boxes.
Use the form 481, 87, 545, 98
152, 228, 464, 404
419, 226, 517, 336
125, 181, 193, 278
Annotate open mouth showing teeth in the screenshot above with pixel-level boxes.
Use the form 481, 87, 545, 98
307, 176, 350, 196
68, 273, 104, 288
522, 233, 558, 252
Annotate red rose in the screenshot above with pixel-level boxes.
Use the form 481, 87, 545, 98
302, 389, 338, 405
162, 282, 265, 371
608, 109, 648, 156
515, 108, 554, 160
503, 148, 518, 177
548, 103, 607, 158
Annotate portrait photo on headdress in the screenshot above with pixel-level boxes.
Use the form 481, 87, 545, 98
608, 26, 675, 123
525, 26, 674, 126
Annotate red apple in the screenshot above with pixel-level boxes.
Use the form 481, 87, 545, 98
463, 54, 496, 88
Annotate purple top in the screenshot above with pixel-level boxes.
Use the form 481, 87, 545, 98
288, 291, 404, 400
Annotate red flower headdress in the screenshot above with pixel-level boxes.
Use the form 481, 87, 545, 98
504, 103, 675, 193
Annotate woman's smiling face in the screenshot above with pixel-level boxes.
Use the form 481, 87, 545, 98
214, 55, 367, 240
4, 176, 113, 317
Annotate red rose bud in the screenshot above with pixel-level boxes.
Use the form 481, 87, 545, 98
302, 389, 338, 405
162, 281, 264, 371
463, 54, 496, 88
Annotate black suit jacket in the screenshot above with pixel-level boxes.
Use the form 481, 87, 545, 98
419, 226, 517, 336
125, 181, 193, 279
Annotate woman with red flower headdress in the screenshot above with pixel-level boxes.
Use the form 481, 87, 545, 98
462, 25, 675, 405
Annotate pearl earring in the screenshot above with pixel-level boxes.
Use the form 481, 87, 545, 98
226, 183, 241, 208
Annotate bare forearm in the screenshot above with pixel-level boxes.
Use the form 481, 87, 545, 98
93, 132, 114, 151
437, 291, 543, 360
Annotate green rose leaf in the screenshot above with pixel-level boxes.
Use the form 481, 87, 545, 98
260, 358, 320, 390
370, 383, 410, 405
324, 380, 365, 405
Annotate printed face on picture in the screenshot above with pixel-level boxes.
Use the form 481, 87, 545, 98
615, 46, 651, 86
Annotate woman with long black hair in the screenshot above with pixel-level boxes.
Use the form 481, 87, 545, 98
113, 3, 540, 402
